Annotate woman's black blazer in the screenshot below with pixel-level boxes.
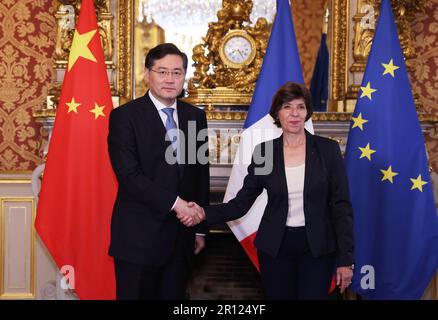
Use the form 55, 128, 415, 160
205, 130, 354, 266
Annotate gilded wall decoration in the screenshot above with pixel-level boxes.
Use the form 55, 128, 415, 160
54, 0, 113, 65
291, 0, 326, 87
187, 0, 270, 94
411, 0, 438, 172
0, 1, 56, 171
47, 0, 114, 110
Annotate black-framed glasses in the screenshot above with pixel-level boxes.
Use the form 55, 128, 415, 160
149, 69, 185, 79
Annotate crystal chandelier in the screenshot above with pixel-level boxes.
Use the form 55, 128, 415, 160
138, 0, 277, 32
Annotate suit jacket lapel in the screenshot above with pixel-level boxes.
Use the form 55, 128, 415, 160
176, 101, 188, 174
303, 130, 315, 200
273, 136, 289, 199
140, 93, 168, 141
176, 101, 188, 153
140, 93, 180, 170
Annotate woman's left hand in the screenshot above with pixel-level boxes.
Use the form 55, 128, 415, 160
336, 266, 353, 294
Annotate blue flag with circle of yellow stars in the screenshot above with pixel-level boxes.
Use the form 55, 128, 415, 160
345, 0, 438, 299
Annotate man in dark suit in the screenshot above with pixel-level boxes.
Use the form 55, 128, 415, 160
107, 43, 209, 300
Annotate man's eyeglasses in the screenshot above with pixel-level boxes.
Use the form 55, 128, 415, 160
149, 69, 185, 79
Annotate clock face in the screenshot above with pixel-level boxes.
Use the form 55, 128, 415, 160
224, 36, 253, 64
219, 31, 256, 68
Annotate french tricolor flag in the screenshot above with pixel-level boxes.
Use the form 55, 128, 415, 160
224, 0, 314, 270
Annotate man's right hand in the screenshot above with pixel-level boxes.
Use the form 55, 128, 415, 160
174, 198, 205, 227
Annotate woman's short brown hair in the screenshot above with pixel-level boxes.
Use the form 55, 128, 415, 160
269, 82, 313, 127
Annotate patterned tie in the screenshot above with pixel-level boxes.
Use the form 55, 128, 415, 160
161, 107, 178, 157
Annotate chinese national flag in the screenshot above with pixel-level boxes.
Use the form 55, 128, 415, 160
35, 0, 117, 299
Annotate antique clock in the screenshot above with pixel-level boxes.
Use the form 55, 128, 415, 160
219, 30, 257, 68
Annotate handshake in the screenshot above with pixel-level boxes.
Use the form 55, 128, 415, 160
174, 198, 206, 227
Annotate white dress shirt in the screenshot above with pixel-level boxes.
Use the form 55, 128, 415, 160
285, 163, 306, 227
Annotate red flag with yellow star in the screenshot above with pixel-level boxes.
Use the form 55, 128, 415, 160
35, 0, 117, 299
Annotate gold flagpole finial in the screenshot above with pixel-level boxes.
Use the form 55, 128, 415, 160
323, 7, 329, 35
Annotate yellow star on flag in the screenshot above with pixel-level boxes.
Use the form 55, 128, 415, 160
351, 113, 368, 131
380, 165, 399, 183
66, 97, 81, 114
360, 82, 377, 100
90, 103, 105, 119
358, 143, 376, 161
382, 59, 400, 77
410, 174, 427, 192
67, 29, 97, 72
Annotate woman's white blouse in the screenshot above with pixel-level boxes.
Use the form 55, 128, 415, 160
285, 163, 306, 227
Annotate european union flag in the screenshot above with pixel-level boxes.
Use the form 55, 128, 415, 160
310, 33, 329, 112
345, 0, 438, 299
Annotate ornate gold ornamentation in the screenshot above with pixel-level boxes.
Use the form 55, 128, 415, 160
350, 0, 375, 73
387, 0, 425, 110
346, 85, 361, 101
187, 0, 270, 100
54, 1, 75, 62
310, 111, 438, 123
43, 0, 115, 118
330, 0, 349, 111
348, 0, 425, 102
33, 109, 57, 119
205, 110, 247, 121
133, 20, 165, 98
203, 110, 438, 125
352, 0, 424, 72
54, 0, 114, 67
375, 0, 424, 69
184, 87, 253, 109
197, 111, 437, 124
117, 0, 133, 104
96, 1, 114, 62
187, 0, 350, 113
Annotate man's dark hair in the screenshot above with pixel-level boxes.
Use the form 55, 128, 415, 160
269, 82, 313, 127
144, 43, 188, 71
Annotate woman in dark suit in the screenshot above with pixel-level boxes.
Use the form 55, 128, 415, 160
188, 82, 354, 299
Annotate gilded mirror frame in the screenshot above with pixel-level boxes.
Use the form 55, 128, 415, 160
116, 0, 133, 105
328, 0, 348, 112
